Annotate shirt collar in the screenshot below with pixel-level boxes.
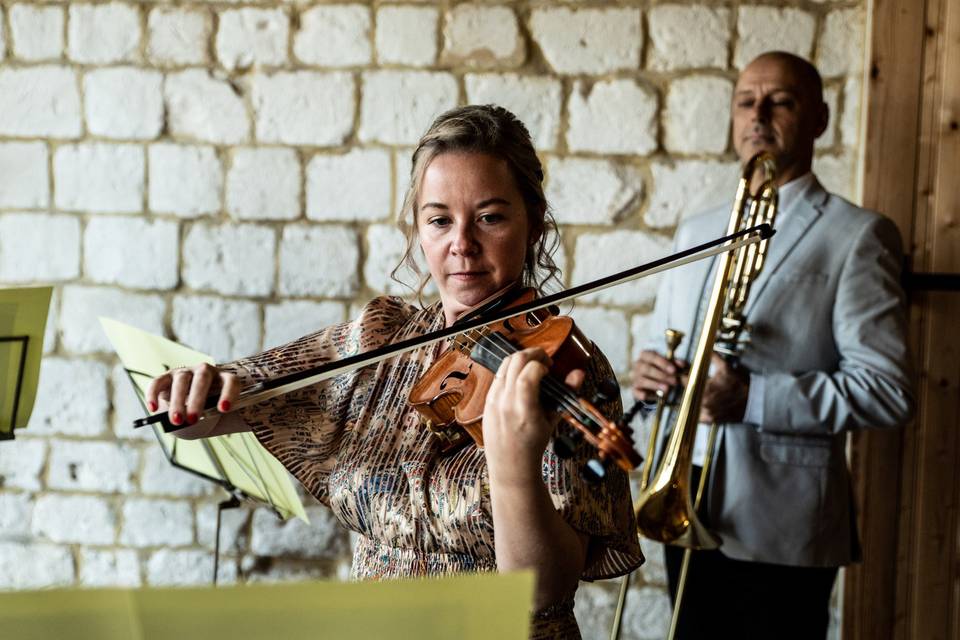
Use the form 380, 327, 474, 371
775, 172, 815, 211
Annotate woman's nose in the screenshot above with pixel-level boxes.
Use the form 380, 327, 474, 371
450, 222, 479, 255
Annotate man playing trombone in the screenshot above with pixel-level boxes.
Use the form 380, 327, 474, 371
630, 51, 914, 638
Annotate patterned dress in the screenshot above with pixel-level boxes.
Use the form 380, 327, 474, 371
224, 296, 644, 638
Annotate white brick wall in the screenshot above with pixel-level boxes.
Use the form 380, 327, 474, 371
306, 149, 391, 221
464, 74, 562, 151
80, 549, 142, 587
647, 6, 730, 71
376, 6, 438, 67
359, 71, 458, 145
47, 440, 138, 493
59, 285, 165, 354
33, 494, 116, 545
0, 143, 48, 208
442, 5, 524, 69
250, 506, 346, 557
0, 439, 47, 491
664, 76, 733, 154
3, 3, 867, 631
121, 498, 194, 548
148, 144, 223, 217
546, 157, 642, 225
10, 4, 65, 61
294, 5, 371, 67
0, 542, 75, 589
172, 294, 261, 361
279, 225, 359, 297
0, 66, 81, 138
226, 147, 301, 220
54, 143, 144, 214
182, 223, 275, 297
164, 70, 251, 145
0, 214, 79, 282
216, 8, 289, 71
68, 3, 141, 64
28, 357, 110, 436
251, 72, 355, 146
147, 7, 210, 66
530, 8, 641, 74
566, 79, 658, 155
735, 7, 817, 69
363, 224, 410, 296
83, 217, 179, 289
84, 67, 164, 140
264, 300, 347, 348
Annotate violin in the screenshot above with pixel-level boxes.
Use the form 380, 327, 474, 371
409, 287, 642, 479
133, 223, 774, 479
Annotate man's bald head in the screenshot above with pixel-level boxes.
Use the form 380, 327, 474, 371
732, 52, 830, 184
746, 51, 824, 104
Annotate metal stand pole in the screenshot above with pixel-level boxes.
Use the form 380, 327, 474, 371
667, 423, 719, 640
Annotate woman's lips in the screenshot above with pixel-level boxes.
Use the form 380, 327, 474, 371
449, 271, 488, 281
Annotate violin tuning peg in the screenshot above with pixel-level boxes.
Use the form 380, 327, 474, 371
580, 458, 607, 483
554, 433, 578, 459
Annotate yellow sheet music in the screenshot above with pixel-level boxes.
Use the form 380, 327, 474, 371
100, 317, 307, 522
0, 286, 53, 437
0, 571, 534, 640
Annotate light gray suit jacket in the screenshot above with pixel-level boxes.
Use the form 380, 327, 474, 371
646, 176, 914, 567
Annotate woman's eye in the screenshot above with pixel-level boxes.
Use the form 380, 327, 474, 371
479, 212, 505, 224
427, 217, 451, 227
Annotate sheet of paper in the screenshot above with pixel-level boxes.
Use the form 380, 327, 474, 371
100, 317, 307, 522
0, 571, 535, 640
0, 286, 53, 437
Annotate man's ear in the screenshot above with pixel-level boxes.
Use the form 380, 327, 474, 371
813, 100, 830, 139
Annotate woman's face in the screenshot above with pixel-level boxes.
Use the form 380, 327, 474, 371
416, 151, 534, 326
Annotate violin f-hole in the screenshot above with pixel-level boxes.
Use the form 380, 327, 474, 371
439, 366, 471, 390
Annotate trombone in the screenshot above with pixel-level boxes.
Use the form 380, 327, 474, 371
610, 151, 779, 640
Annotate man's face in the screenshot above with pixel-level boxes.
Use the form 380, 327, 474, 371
731, 56, 827, 179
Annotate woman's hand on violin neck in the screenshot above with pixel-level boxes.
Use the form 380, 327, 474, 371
145, 363, 239, 436
482, 348, 583, 486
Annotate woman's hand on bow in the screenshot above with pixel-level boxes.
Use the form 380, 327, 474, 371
145, 364, 239, 430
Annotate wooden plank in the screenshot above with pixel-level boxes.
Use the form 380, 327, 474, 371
844, 0, 928, 637
908, 0, 960, 633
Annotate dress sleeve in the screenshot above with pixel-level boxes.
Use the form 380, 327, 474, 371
543, 345, 645, 581
220, 296, 415, 505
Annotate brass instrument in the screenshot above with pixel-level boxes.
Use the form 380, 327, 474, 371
610, 151, 778, 640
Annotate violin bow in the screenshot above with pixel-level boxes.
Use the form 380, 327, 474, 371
135, 223, 774, 433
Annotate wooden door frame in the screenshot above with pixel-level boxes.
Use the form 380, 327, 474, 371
844, 0, 960, 637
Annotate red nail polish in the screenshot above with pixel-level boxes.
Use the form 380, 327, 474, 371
187, 413, 198, 425
219, 400, 231, 412
147, 401, 158, 412
172, 412, 182, 425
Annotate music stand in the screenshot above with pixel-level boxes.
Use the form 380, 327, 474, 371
0, 336, 28, 440
0, 286, 53, 440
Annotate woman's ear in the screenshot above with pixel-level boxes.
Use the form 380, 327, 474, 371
528, 207, 545, 246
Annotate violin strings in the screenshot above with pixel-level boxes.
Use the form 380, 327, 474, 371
449, 329, 601, 434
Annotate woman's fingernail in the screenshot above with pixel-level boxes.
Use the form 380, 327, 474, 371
171, 412, 182, 425
187, 413, 198, 425
147, 401, 158, 412
219, 400, 231, 412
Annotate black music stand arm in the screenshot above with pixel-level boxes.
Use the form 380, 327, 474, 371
0, 336, 29, 441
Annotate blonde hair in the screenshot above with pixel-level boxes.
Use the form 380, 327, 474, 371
391, 105, 561, 303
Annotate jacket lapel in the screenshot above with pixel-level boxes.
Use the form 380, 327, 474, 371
743, 177, 827, 315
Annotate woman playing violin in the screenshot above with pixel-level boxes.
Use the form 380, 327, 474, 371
146, 105, 643, 639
